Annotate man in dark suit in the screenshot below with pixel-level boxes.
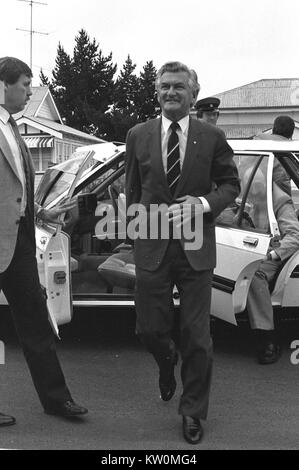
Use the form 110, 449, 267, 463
0, 57, 87, 427
125, 61, 240, 444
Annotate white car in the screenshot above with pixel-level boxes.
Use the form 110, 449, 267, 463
2, 139, 299, 334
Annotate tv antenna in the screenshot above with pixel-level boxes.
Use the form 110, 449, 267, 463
16, 0, 48, 70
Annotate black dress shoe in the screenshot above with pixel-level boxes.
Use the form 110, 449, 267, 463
159, 352, 178, 401
257, 342, 281, 365
0, 412, 16, 427
182, 416, 203, 444
45, 400, 88, 418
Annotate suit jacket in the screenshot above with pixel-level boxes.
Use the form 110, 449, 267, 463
0, 126, 35, 273
125, 116, 240, 271
272, 183, 299, 261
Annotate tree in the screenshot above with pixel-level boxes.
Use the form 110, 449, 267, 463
136, 60, 159, 121
40, 30, 116, 136
39, 68, 51, 88
113, 55, 139, 110
39, 31, 159, 141
45, 43, 74, 124
108, 55, 140, 141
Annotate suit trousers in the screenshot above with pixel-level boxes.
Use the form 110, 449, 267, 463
135, 239, 213, 419
0, 217, 72, 410
247, 259, 282, 330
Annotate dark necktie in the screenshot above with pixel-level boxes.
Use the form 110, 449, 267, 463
167, 122, 180, 196
8, 115, 33, 215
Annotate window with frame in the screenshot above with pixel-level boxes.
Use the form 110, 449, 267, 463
216, 154, 271, 233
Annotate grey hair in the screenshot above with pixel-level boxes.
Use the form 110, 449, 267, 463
155, 61, 200, 97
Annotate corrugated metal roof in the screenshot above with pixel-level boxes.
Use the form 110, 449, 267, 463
214, 79, 299, 108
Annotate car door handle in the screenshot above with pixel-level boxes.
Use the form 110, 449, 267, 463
243, 236, 259, 247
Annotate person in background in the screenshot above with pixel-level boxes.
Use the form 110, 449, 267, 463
255, 115, 295, 142
244, 166, 299, 364
0, 56, 88, 427
254, 115, 295, 196
195, 97, 220, 126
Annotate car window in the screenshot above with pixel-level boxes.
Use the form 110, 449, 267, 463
76, 160, 125, 200
216, 154, 270, 233
290, 179, 299, 214
42, 172, 75, 207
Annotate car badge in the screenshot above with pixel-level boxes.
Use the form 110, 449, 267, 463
40, 236, 48, 246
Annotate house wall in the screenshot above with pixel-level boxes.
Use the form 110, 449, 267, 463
217, 109, 299, 126
30, 138, 85, 169
38, 101, 57, 121
191, 108, 299, 138
19, 123, 44, 135
54, 139, 80, 164
30, 147, 53, 171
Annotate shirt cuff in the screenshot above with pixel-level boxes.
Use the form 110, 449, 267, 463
198, 197, 211, 213
267, 250, 280, 261
35, 203, 45, 219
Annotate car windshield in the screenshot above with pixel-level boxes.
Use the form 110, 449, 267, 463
38, 143, 122, 207
41, 150, 95, 207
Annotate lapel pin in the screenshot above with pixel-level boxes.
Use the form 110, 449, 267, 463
193, 141, 197, 144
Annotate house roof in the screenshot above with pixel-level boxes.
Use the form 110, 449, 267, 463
32, 117, 105, 142
214, 79, 299, 109
18, 116, 104, 143
15, 86, 104, 143
15, 86, 62, 122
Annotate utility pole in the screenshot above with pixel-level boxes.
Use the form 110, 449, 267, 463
16, 0, 48, 70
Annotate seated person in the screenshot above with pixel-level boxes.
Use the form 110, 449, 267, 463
245, 168, 299, 364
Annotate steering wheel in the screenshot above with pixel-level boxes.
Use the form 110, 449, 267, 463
108, 184, 120, 212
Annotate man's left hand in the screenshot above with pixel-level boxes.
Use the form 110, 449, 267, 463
167, 195, 203, 228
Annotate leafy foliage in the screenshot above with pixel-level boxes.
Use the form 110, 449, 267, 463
40, 29, 159, 141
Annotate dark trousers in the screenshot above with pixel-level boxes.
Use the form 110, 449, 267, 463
135, 239, 213, 419
0, 217, 72, 410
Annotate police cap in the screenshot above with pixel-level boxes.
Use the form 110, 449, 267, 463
195, 97, 220, 112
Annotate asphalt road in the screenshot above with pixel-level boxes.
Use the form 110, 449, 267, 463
1, 306, 299, 450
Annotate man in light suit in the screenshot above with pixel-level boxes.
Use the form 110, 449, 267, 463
0, 57, 87, 426
125, 61, 240, 444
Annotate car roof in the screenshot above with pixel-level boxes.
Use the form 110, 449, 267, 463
77, 139, 299, 154
77, 142, 126, 153
228, 139, 299, 153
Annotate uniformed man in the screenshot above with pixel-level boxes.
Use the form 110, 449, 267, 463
195, 97, 220, 126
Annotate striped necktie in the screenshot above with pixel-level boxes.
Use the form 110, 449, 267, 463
167, 121, 180, 196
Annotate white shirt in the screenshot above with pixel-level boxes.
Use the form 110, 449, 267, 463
161, 114, 211, 212
0, 106, 27, 215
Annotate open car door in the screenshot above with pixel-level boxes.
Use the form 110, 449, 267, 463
212, 152, 279, 325
36, 225, 72, 337
35, 143, 120, 334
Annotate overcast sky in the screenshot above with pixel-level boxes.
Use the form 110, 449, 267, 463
1, 0, 299, 97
